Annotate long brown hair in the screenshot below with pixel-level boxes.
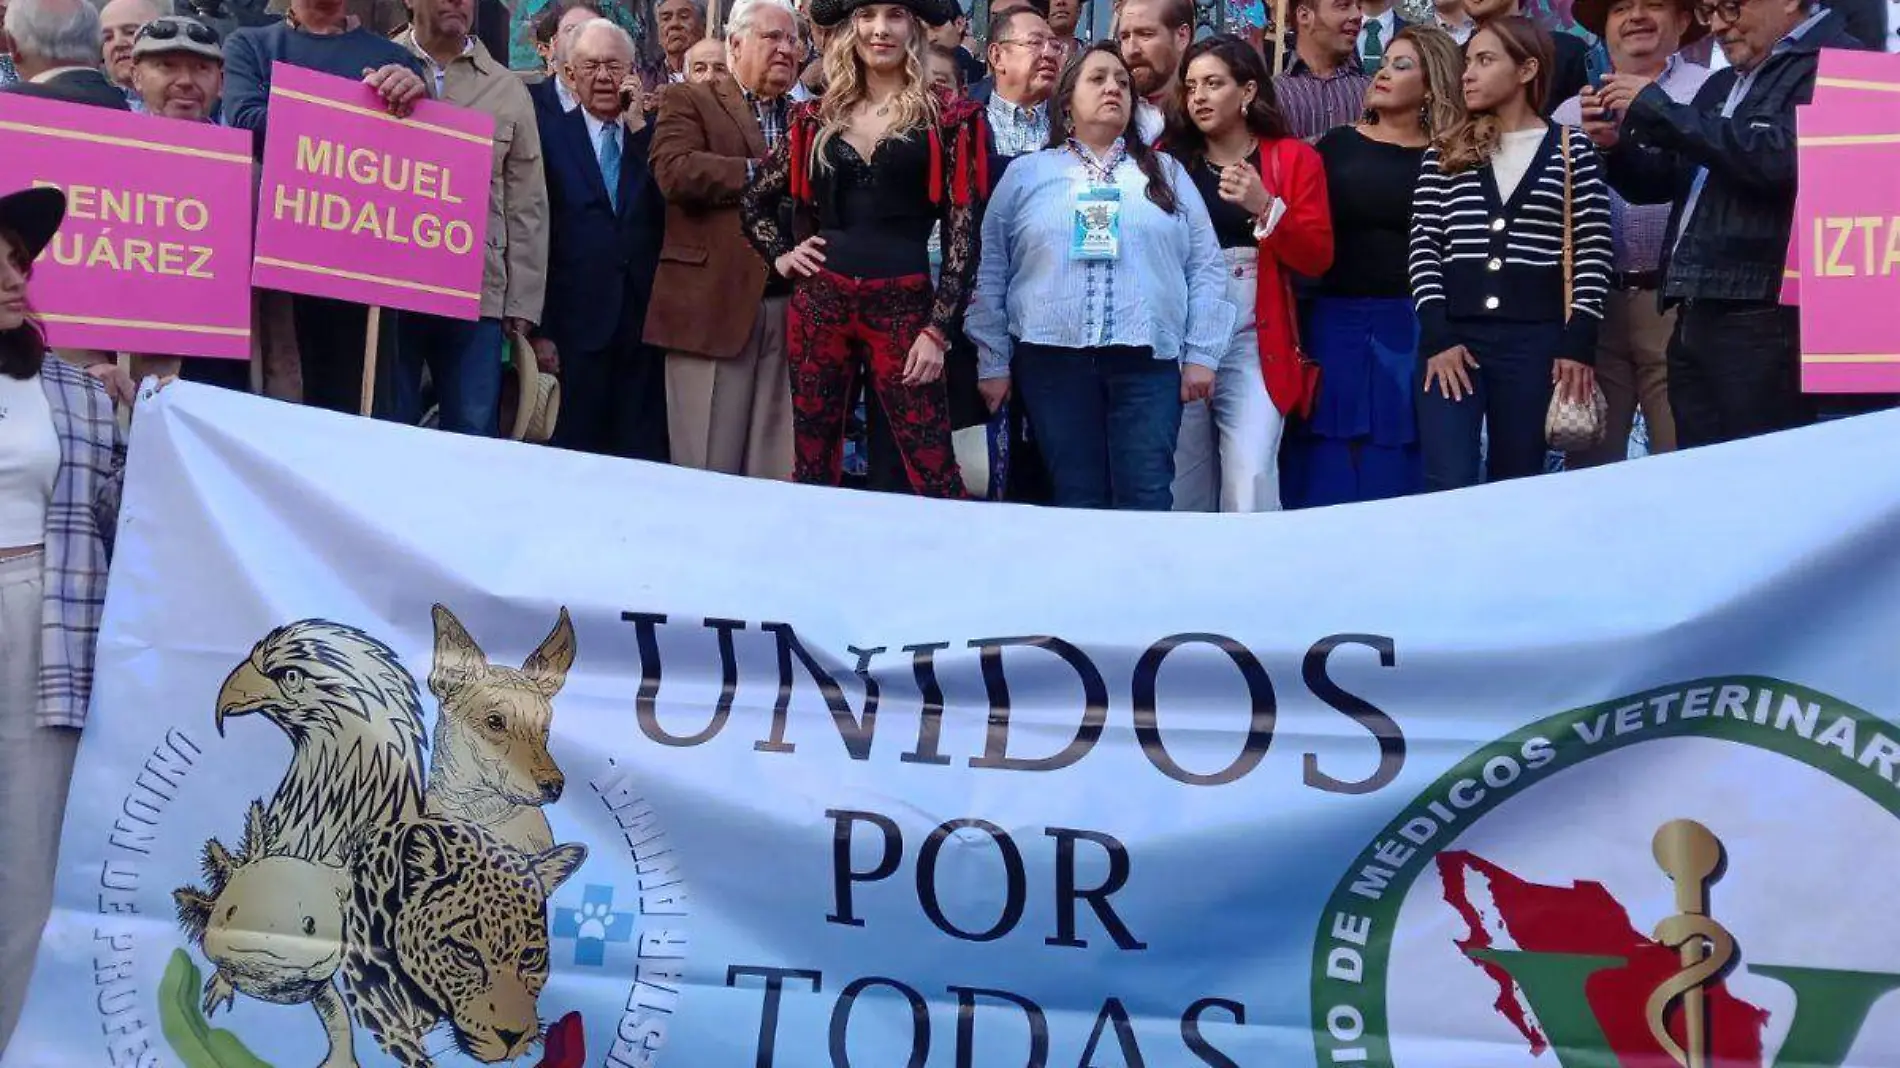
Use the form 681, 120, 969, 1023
0, 226, 44, 381
1363, 25, 1466, 147
1163, 33, 1289, 168
1046, 42, 1179, 214
1437, 17, 1552, 174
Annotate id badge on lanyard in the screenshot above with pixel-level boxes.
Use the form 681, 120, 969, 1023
1071, 185, 1122, 262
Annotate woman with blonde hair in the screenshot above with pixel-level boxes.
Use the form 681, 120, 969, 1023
1407, 16, 1611, 491
741, 0, 987, 497
1283, 24, 1464, 508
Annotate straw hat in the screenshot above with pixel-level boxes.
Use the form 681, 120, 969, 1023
502, 333, 560, 443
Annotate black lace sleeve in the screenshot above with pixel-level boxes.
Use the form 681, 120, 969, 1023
741, 134, 795, 267
929, 117, 980, 333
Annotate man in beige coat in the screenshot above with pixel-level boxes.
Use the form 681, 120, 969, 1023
645, 0, 800, 478
396, 0, 549, 435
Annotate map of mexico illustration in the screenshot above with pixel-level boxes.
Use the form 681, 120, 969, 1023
1313, 678, 1900, 1068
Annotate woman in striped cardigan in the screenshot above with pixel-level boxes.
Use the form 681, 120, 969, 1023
1407, 16, 1612, 491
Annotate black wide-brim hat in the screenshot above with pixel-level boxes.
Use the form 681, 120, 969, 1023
0, 187, 66, 262
809, 0, 958, 29
1571, 0, 1708, 49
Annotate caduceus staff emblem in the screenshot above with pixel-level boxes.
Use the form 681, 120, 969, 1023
1647, 819, 1736, 1068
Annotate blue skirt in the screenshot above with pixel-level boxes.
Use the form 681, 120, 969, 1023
1280, 297, 1423, 509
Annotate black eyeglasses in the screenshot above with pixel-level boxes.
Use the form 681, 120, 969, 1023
136, 18, 222, 46
1692, 0, 1748, 24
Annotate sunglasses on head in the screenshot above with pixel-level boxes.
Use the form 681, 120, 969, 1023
137, 19, 222, 46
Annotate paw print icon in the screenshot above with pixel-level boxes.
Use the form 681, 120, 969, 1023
553, 885, 636, 967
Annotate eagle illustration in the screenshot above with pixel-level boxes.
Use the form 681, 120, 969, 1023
215, 620, 430, 867
172, 619, 430, 1067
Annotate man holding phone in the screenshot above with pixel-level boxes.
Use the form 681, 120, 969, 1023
1583, 0, 1866, 450
1554, 0, 1709, 465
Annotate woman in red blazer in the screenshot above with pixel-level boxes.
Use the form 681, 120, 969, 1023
1162, 33, 1332, 513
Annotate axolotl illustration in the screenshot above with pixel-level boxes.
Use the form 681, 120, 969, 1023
174, 801, 358, 1068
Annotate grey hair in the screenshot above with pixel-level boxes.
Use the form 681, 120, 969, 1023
658, 0, 709, 25
5, 0, 106, 66
725, 0, 796, 45
570, 15, 637, 58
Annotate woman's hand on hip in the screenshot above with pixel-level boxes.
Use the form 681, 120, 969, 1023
1423, 345, 1478, 402
1181, 362, 1216, 403
901, 329, 946, 386
1553, 358, 1595, 406
774, 236, 827, 280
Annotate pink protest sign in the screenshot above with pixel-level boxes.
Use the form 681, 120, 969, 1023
0, 94, 253, 358
1786, 51, 1900, 308
252, 64, 494, 320
1793, 51, 1900, 394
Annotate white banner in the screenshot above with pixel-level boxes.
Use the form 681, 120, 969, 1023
9, 385, 1900, 1068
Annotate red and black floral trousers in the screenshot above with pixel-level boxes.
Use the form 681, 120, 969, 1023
787, 269, 965, 498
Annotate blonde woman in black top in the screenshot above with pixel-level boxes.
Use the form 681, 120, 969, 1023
1408, 16, 1611, 491
1283, 25, 1464, 509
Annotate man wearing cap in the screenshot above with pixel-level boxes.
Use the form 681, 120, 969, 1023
1552, 0, 1709, 466
393, 0, 549, 435
123, 16, 256, 392
129, 14, 226, 122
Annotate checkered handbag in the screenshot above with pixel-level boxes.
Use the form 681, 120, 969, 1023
1545, 126, 1609, 453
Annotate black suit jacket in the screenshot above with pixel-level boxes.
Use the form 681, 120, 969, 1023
1545, 31, 1591, 119
526, 75, 565, 124
537, 107, 664, 355
2, 68, 132, 110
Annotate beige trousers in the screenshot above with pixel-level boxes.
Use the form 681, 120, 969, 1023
0, 551, 80, 1055
665, 297, 794, 481
1570, 288, 1678, 468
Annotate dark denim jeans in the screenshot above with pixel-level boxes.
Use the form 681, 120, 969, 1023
1013, 342, 1182, 510
390, 313, 504, 436
1417, 319, 1563, 492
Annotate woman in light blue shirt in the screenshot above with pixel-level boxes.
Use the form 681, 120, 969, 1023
965, 42, 1235, 511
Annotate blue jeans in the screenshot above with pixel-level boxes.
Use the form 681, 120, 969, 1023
1417, 319, 1562, 491
391, 314, 504, 435
1013, 342, 1182, 510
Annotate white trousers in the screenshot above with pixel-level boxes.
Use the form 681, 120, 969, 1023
1171, 248, 1284, 512
0, 550, 79, 1055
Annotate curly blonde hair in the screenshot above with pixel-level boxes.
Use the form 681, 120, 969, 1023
811, 7, 938, 174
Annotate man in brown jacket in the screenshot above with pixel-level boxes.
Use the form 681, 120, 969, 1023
396, 0, 549, 434
645, 0, 800, 478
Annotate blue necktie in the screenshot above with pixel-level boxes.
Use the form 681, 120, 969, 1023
598, 123, 622, 211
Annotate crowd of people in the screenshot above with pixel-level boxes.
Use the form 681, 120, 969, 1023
0, 0, 1890, 505
1, 0, 1895, 1043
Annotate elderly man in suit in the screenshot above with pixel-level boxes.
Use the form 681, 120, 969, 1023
2, 0, 129, 108
533, 16, 667, 459
645, 0, 801, 480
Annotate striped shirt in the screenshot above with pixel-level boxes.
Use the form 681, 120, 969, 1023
1272, 56, 1373, 142
37, 356, 125, 729
1408, 125, 1615, 365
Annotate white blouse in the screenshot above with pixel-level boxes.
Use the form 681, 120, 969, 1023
0, 371, 58, 547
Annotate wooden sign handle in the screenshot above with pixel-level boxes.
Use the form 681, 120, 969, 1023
359, 306, 381, 417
